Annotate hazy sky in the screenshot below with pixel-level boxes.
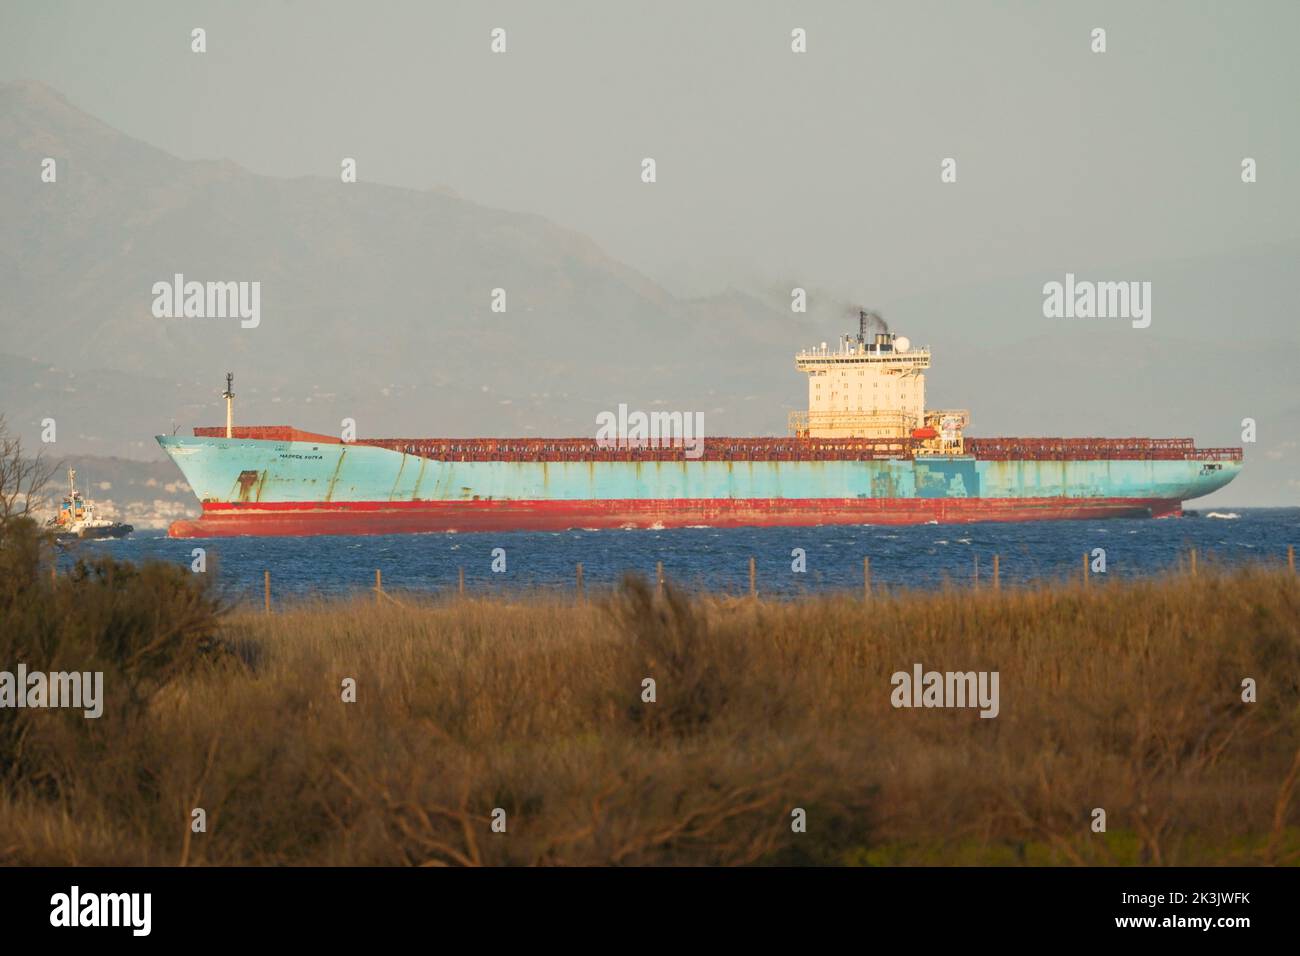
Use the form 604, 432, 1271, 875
3, 0, 1297, 297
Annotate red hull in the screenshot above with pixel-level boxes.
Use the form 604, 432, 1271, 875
167, 496, 1183, 537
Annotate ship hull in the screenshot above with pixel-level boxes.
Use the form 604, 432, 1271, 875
166, 495, 1183, 537
53, 524, 134, 541
154, 432, 1243, 537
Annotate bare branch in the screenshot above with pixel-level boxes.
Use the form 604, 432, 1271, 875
0, 414, 59, 524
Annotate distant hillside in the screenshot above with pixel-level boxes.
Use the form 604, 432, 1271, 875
0, 79, 797, 454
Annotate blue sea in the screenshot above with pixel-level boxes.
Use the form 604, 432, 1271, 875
54, 508, 1299, 603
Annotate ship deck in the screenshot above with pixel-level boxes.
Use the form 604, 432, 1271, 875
192, 427, 1242, 463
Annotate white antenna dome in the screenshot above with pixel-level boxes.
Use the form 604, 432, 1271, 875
894, 336, 911, 353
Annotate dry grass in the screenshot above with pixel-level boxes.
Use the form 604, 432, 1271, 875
2, 564, 1299, 866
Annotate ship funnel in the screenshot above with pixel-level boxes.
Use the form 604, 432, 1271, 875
857, 309, 888, 343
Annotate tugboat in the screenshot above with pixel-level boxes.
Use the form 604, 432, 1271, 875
46, 468, 133, 541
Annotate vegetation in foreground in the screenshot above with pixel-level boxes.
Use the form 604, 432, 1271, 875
1, 506, 1297, 866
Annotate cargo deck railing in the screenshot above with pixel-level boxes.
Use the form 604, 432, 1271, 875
966, 438, 1243, 462
192, 427, 1241, 463
353, 436, 1244, 463
361, 437, 917, 462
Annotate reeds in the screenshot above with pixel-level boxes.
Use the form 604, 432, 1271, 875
2, 556, 1297, 866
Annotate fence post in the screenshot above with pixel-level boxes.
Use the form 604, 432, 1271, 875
375, 568, 382, 604
264, 570, 271, 613
1189, 548, 1197, 578
656, 561, 664, 595
458, 567, 465, 595
1082, 552, 1089, 587
1289, 545, 1295, 574
576, 562, 584, 600
749, 556, 757, 598
863, 556, 871, 599
973, 554, 979, 589
993, 554, 1000, 591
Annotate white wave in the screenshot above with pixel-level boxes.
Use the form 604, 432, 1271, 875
1205, 511, 1241, 519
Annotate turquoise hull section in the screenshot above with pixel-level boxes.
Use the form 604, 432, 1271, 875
156, 436, 1241, 505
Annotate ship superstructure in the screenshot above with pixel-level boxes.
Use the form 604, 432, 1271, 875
791, 310, 968, 453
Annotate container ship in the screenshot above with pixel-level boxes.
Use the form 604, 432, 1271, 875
157, 320, 1242, 537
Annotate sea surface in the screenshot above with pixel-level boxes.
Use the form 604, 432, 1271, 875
54, 507, 1299, 603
